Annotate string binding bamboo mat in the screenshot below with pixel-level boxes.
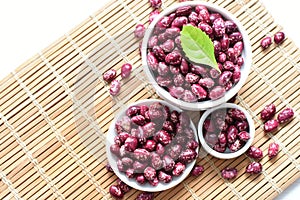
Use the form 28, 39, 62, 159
0, 0, 299, 199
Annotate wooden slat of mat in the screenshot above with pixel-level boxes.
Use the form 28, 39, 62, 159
1, 0, 300, 199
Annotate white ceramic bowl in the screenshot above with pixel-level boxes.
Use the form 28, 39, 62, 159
106, 99, 199, 192
197, 103, 255, 159
142, 1, 252, 111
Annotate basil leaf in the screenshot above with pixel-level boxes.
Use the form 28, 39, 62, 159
180, 25, 220, 72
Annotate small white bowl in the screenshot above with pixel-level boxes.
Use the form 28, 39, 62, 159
106, 99, 199, 192
197, 103, 255, 159
142, 1, 252, 111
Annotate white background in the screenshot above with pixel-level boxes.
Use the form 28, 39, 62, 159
0, 0, 299, 199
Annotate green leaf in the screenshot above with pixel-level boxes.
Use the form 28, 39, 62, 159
180, 25, 220, 72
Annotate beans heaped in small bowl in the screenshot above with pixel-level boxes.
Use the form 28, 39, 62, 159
198, 103, 255, 159
106, 99, 199, 192
142, 1, 252, 110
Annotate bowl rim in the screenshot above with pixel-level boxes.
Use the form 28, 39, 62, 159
197, 103, 255, 159
141, 1, 252, 111
106, 99, 199, 192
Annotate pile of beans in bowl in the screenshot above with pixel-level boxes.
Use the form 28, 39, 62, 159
203, 108, 250, 153
147, 5, 244, 102
110, 102, 198, 186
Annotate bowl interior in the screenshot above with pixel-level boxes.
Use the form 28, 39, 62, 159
106, 99, 199, 192
197, 103, 255, 159
142, 1, 252, 111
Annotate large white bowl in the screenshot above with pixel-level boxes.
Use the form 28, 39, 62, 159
142, 1, 252, 111
106, 99, 199, 192
197, 103, 255, 159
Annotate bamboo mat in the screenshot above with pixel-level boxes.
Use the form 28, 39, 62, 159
0, 0, 299, 199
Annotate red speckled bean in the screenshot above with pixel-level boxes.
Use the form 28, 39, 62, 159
149, 0, 162, 9
219, 71, 233, 86
136, 192, 154, 200
199, 77, 215, 89
247, 146, 263, 159
103, 69, 117, 83
188, 11, 200, 24
121, 63, 132, 78
191, 84, 208, 99
165, 51, 182, 65
246, 162, 262, 174
176, 6, 192, 16
221, 34, 229, 51
213, 18, 225, 37
198, 22, 213, 35
191, 165, 204, 176
110, 80, 121, 96
260, 36, 272, 49
264, 119, 279, 132
268, 142, 280, 158
225, 20, 237, 34
233, 41, 244, 56
277, 108, 294, 123
147, 52, 159, 71
209, 86, 225, 100
171, 16, 188, 28
274, 32, 285, 44
221, 167, 238, 179
260, 103, 276, 121
109, 185, 124, 199
134, 24, 145, 38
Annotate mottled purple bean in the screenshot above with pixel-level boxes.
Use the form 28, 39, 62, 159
221, 168, 238, 179
172, 162, 186, 176
268, 142, 280, 158
277, 108, 294, 124
103, 69, 117, 83
134, 24, 145, 38
229, 32, 243, 44
168, 86, 184, 99
213, 142, 226, 153
217, 52, 227, 63
247, 146, 263, 159
221, 34, 230, 51
246, 162, 262, 174
161, 39, 175, 53
165, 51, 182, 65
264, 119, 279, 132
176, 6, 192, 16
198, 9, 210, 24
209, 86, 225, 100
261, 36, 272, 49
171, 16, 188, 28
182, 89, 198, 102
147, 52, 159, 71
233, 41, 244, 56
274, 32, 285, 44
198, 22, 213, 35
136, 192, 154, 200
157, 76, 172, 87
219, 71, 233, 86
158, 171, 172, 183
191, 165, 204, 176
144, 166, 156, 181
260, 103, 276, 121
213, 18, 225, 37
110, 80, 121, 96
188, 11, 200, 24
225, 20, 237, 34
109, 185, 124, 199
121, 63, 132, 78
209, 13, 222, 24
